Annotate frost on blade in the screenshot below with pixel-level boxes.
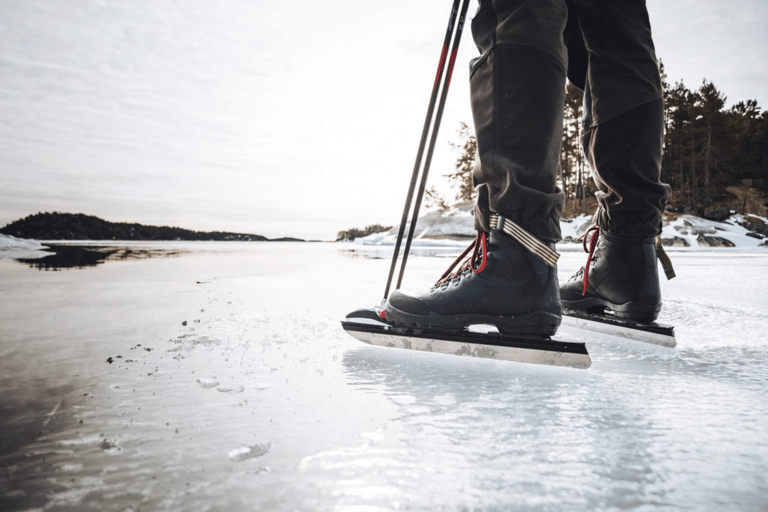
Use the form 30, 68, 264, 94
228, 443, 271, 462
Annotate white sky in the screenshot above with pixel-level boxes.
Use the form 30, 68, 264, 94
1, 0, 767, 240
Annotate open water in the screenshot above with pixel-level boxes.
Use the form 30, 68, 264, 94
1, 242, 767, 511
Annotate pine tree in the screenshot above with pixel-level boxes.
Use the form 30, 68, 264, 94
728, 100, 763, 182
663, 80, 696, 208
425, 186, 450, 212
446, 122, 477, 203
695, 80, 728, 206
562, 82, 584, 213
662, 76, 766, 212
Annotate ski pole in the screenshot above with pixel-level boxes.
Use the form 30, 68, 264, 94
395, 0, 470, 291
383, 0, 466, 301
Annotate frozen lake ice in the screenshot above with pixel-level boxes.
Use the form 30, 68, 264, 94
1, 241, 767, 511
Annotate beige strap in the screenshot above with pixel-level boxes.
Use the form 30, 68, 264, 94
490, 214, 559, 268
655, 236, 676, 280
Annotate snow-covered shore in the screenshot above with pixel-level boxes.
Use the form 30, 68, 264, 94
354, 205, 768, 250
0, 234, 51, 259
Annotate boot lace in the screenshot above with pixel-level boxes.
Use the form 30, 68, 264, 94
434, 231, 488, 287
576, 226, 600, 296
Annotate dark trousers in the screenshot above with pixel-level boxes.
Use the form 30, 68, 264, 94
470, 0, 672, 241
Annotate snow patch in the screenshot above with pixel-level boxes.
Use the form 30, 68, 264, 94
661, 214, 767, 249
355, 204, 474, 247
559, 214, 593, 241
0, 234, 52, 258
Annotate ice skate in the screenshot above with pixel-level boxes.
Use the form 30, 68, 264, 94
384, 215, 562, 338
560, 227, 676, 347
561, 227, 662, 322
342, 216, 591, 368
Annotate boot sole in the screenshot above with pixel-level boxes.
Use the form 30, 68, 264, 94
384, 303, 561, 338
562, 297, 661, 323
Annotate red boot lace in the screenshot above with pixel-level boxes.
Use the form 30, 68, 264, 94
579, 226, 600, 296
434, 231, 488, 287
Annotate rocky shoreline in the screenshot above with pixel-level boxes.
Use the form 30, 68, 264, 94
0, 212, 296, 242
354, 204, 768, 249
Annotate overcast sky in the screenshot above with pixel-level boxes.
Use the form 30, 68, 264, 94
1, 0, 767, 240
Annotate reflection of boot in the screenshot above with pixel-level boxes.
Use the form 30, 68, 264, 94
384, 217, 562, 337
560, 229, 662, 323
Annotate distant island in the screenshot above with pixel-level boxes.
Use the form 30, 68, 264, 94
0, 212, 303, 242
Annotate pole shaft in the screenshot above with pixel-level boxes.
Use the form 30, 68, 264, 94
395, 0, 470, 290
382, 0, 463, 300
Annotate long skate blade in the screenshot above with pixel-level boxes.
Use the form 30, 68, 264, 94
562, 308, 676, 348
341, 308, 591, 369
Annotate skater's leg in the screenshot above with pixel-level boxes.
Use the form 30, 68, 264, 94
561, 0, 672, 322
577, 0, 671, 237
470, 0, 568, 243
384, 0, 570, 336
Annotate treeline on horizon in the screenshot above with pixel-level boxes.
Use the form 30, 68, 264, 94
560, 62, 767, 214
428, 62, 767, 219
0, 212, 290, 241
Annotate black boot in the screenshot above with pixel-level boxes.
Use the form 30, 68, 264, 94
560, 228, 662, 323
384, 216, 562, 337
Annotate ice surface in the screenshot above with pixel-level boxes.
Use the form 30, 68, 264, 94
1, 242, 767, 511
